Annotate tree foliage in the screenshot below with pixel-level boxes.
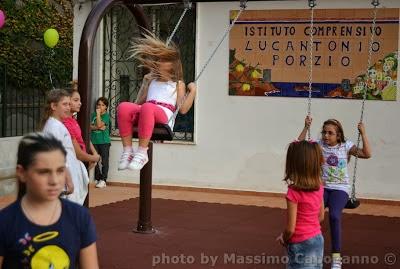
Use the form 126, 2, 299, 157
0, 0, 73, 92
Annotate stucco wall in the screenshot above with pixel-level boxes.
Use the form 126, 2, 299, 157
73, 1, 103, 98
74, 0, 399, 201
0, 137, 19, 195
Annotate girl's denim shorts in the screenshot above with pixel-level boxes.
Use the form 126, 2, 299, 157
287, 234, 324, 269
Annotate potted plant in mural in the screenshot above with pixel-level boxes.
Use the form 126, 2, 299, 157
229, 49, 279, 96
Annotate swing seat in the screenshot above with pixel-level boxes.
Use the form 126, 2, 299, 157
132, 123, 174, 141
345, 198, 360, 209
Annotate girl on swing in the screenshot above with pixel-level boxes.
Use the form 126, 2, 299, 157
298, 116, 371, 269
117, 32, 196, 170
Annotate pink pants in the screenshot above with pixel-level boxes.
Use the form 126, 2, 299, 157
117, 102, 168, 139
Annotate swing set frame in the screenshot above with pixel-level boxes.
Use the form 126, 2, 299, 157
305, 0, 380, 209
78, 0, 379, 230
77, 0, 257, 232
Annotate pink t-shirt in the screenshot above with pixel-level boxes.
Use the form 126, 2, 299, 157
63, 117, 86, 152
286, 185, 323, 243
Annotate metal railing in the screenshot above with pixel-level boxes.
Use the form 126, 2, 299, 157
0, 64, 47, 137
103, 4, 196, 141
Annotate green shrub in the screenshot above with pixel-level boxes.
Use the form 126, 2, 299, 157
0, 0, 73, 91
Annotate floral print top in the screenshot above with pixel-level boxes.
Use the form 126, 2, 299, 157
318, 140, 354, 194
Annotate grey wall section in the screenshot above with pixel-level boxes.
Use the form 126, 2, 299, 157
0, 137, 19, 195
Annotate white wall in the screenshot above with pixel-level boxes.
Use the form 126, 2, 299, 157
74, 0, 400, 201
73, 1, 103, 98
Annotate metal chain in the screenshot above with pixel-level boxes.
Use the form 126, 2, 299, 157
350, 2, 379, 200
194, 1, 247, 83
147, 1, 191, 124
168, 0, 248, 124
307, 2, 315, 140
166, 1, 192, 46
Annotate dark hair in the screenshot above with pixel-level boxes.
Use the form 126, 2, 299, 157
322, 119, 346, 143
284, 140, 323, 191
96, 97, 109, 108
17, 132, 67, 199
40, 89, 70, 130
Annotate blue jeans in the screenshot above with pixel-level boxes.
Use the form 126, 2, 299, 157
94, 143, 111, 181
287, 234, 324, 269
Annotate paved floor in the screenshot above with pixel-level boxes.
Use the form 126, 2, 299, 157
89, 184, 400, 217
1, 184, 399, 269
1, 184, 399, 217
90, 195, 400, 269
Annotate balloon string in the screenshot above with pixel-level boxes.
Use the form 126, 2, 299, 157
48, 49, 55, 90
49, 71, 55, 90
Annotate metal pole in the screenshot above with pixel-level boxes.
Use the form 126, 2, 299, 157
78, 0, 149, 208
134, 142, 155, 233
1, 64, 6, 137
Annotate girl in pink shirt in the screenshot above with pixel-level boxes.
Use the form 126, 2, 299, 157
277, 140, 325, 269
63, 86, 100, 169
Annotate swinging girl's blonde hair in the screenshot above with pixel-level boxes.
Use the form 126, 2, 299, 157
129, 31, 183, 82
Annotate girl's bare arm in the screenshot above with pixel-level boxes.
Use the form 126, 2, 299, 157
349, 123, 371, 159
79, 243, 99, 269
72, 139, 100, 163
283, 200, 297, 243
298, 116, 312, 141
135, 74, 151, 105
177, 82, 196, 114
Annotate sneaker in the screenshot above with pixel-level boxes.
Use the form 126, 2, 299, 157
128, 151, 149, 170
95, 180, 106, 188
331, 257, 342, 269
118, 151, 133, 170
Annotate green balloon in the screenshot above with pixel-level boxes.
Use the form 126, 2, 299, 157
44, 28, 59, 48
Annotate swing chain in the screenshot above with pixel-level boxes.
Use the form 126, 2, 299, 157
166, 1, 192, 46
168, 0, 248, 124
350, 3, 379, 201
184, 0, 192, 9
307, 2, 315, 140
194, 0, 247, 83
371, 0, 380, 7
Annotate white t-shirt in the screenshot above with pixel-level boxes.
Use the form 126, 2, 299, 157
146, 80, 177, 128
43, 117, 89, 205
318, 140, 354, 194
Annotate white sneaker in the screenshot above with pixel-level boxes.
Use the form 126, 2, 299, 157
331, 257, 342, 269
128, 151, 149, 170
95, 180, 106, 188
118, 151, 133, 170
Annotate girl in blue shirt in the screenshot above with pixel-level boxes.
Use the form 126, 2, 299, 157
0, 133, 99, 269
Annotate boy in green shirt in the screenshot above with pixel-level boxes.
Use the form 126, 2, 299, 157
90, 97, 111, 188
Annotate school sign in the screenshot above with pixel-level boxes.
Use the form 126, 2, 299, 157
228, 9, 399, 100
